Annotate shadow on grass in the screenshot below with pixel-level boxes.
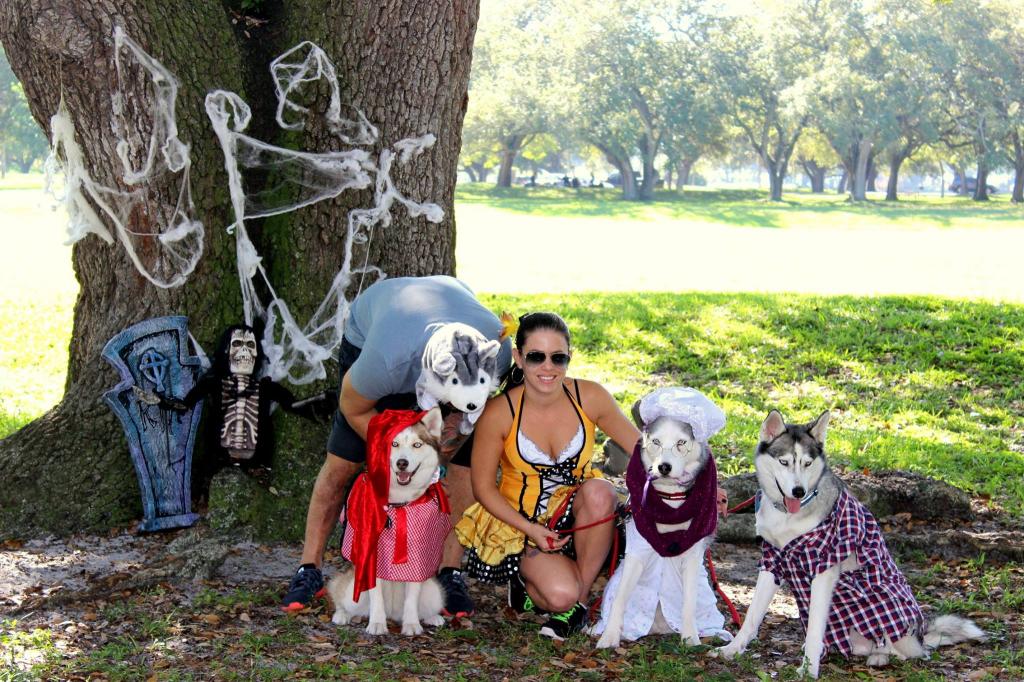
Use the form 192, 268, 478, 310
456, 184, 1024, 228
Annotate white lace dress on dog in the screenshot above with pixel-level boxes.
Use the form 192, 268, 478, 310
592, 521, 733, 642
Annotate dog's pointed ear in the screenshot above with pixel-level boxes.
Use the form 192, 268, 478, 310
808, 410, 830, 444
760, 410, 786, 443
421, 406, 444, 438
431, 352, 457, 377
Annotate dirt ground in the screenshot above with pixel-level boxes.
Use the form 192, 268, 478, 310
2, 522, 1020, 681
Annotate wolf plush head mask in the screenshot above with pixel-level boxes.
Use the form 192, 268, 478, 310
415, 323, 501, 433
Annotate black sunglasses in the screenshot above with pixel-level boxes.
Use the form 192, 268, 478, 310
523, 350, 571, 367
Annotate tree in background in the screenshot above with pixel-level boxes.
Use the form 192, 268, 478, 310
0, 0, 479, 538
793, 128, 839, 193
0, 46, 48, 175
466, 1, 559, 187
699, 0, 823, 201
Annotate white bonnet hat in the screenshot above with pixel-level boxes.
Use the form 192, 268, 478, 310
638, 387, 726, 444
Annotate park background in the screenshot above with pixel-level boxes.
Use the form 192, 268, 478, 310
2, 0, 1024, 680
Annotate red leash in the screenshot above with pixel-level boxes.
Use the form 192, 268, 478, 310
707, 495, 756, 627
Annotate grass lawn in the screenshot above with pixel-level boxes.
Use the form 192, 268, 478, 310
2, 179, 1023, 512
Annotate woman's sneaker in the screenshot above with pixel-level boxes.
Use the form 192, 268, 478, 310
437, 567, 475, 618
539, 602, 588, 641
280, 564, 325, 612
507, 573, 546, 614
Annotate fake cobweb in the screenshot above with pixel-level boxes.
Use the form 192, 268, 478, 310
45, 27, 204, 289
47, 32, 444, 385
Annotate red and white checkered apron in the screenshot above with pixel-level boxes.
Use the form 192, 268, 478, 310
343, 490, 453, 582
759, 489, 925, 659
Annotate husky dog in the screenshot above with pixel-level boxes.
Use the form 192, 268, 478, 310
594, 387, 730, 649
328, 407, 449, 636
416, 323, 502, 434
712, 410, 985, 679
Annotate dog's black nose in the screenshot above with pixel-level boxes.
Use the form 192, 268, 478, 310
396, 459, 409, 471
792, 486, 805, 499
466, 402, 477, 411
657, 462, 672, 476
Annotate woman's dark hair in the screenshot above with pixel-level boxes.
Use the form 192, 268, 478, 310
500, 312, 571, 392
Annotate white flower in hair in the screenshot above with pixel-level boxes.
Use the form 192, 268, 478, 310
638, 387, 726, 444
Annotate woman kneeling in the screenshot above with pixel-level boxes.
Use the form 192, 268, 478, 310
455, 312, 640, 640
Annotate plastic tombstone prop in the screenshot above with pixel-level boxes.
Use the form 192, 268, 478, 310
103, 316, 206, 531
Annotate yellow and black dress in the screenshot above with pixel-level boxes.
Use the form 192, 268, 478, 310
456, 380, 602, 583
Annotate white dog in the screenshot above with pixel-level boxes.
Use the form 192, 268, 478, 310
593, 387, 732, 649
328, 407, 451, 636
711, 410, 985, 678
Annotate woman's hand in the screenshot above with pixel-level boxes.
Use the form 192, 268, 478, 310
717, 487, 729, 518
525, 523, 569, 553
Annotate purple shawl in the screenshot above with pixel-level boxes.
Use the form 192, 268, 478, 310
626, 441, 718, 557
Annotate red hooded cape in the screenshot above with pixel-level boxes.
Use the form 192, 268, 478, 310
344, 409, 450, 601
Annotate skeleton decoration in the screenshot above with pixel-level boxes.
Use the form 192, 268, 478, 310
103, 316, 206, 531
150, 323, 334, 466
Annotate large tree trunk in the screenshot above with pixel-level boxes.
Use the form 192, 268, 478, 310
973, 159, 990, 201
0, 0, 478, 539
766, 155, 788, 201
637, 136, 656, 201
675, 158, 694, 190
1011, 132, 1024, 204
851, 139, 872, 201
886, 152, 907, 201
495, 133, 525, 188
800, 159, 826, 193
865, 155, 878, 193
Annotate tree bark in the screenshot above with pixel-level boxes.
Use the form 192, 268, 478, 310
837, 168, 848, 194
1010, 131, 1024, 204
866, 155, 878, 193
495, 133, 525, 188
972, 159, 990, 201
676, 158, 694, 190
800, 159, 826, 193
886, 152, 907, 201
851, 139, 872, 201
0, 0, 479, 539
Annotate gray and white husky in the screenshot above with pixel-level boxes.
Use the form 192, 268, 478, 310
328, 407, 446, 636
595, 416, 716, 648
415, 323, 502, 434
712, 410, 984, 679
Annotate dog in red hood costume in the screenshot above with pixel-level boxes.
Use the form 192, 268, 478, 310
328, 407, 452, 636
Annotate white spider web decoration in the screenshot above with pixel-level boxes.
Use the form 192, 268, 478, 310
45, 32, 445, 385
44, 26, 204, 289
207, 40, 444, 385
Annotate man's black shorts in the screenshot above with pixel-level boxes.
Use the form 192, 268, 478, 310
326, 337, 474, 467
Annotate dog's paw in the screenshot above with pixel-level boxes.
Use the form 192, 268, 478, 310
424, 614, 445, 627
365, 620, 388, 636
401, 621, 424, 637
866, 653, 889, 667
595, 630, 621, 649
709, 642, 744, 660
681, 632, 701, 647
331, 610, 351, 626
796, 657, 820, 679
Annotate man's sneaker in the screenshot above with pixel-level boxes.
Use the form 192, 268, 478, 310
281, 564, 325, 612
437, 567, 474, 617
507, 573, 545, 614
539, 602, 588, 641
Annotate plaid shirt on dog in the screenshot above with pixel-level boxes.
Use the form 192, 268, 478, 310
759, 489, 925, 659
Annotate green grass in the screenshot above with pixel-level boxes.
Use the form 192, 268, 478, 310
481, 292, 1024, 514
2, 185, 1023, 513
455, 183, 1024, 228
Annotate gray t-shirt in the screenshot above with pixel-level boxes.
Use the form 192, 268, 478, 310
343, 275, 512, 400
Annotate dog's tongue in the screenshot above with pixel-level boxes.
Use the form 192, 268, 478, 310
784, 496, 802, 514
396, 471, 413, 485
